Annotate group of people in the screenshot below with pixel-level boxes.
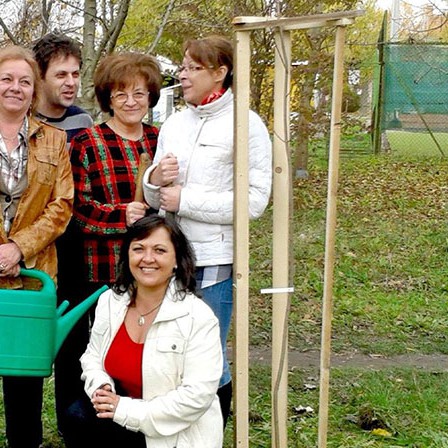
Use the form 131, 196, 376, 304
0, 32, 272, 448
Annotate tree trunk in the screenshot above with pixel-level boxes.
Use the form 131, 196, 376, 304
80, 0, 97, 115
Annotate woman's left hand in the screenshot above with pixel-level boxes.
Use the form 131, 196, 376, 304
126, 201, 148, 226
160, 184, 181, 212
0, 242, 22, 277
92, 385, 120, 419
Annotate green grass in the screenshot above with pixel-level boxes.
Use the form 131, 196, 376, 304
249, 155, 448, 356
2, 153, 448, 447
223, 365, 448, 448
386, 130, 448, 157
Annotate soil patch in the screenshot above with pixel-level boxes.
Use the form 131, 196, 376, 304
229, 347, 448, 371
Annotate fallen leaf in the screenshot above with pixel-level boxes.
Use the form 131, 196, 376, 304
371, 428, 392, 437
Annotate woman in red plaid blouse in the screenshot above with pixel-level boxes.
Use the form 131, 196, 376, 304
69, 52, 160, 299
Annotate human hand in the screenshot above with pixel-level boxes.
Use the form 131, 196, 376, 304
0, 242, 22, 277
92, 384, 120, 419
150, 153, 179, 187
126, 201, 149, 226
160, 184, 181, 212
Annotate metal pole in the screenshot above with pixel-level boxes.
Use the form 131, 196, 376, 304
317, 24, 347, 448
390, 0, 400, 41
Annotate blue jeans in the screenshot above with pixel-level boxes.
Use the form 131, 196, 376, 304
199, 277, 233, 387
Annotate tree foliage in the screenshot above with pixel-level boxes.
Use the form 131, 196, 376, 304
0, 0, 132, 114
0, 0, 394, 169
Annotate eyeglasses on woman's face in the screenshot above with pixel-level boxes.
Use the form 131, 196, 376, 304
177, 64, 214, 77
110, 90, 149, 104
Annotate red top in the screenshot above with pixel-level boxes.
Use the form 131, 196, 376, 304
104, 322, 144, 398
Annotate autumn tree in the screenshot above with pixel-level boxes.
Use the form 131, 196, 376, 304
0, 0, 134, 114
1, 0, 388, 173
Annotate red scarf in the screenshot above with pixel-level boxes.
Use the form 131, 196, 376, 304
200, 88, 227, 106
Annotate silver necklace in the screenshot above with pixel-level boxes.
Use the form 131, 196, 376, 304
136, 301, 162, 326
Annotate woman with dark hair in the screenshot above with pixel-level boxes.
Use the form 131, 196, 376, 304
63, 215, 223, 448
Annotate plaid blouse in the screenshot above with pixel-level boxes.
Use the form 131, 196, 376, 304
0, 118, 28, 234
70, 122, 158, 283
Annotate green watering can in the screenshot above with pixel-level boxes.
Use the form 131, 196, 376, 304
0, 268, 108, 377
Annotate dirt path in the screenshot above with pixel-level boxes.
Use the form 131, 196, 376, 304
228, 348, 448, 371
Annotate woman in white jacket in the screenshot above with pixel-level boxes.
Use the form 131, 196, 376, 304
126, 36, 272, 426
63, 215, 223, 448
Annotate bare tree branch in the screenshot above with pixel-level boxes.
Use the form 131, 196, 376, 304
148, 0, 177, 53
0, 17, 17, 44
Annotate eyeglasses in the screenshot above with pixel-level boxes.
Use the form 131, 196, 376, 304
177, 65, 209, 76
110, 91, 149, 104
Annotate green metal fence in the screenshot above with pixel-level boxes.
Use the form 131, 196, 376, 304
372, 32, 448, 156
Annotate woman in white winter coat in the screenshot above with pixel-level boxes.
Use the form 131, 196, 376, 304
126, 36, 272, 427
63, 215, 223, 448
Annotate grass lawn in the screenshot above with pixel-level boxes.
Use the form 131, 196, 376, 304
386, 130, 448, 157
1, 153, 448, 447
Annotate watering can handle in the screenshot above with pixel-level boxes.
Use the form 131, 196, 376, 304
19, 268, 56, 295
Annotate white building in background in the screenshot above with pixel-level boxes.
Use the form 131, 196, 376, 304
152, 55, 182, 125
153, 83, 181, 125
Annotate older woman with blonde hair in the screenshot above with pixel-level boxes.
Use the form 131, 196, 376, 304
0, 45, 73, 448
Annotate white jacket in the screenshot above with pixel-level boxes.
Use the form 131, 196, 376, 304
80, 280, 223, 448
143, 89, 272, 266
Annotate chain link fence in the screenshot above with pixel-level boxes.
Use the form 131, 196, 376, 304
373, 41, 448, 157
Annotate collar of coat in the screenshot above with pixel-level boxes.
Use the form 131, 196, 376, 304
111, 277, 194, 324
186, 88, 233, 119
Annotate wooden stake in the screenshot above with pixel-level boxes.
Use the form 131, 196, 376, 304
134, 153, 152, 202
233, 29, 251, 448
272, 29, 292, 448
318, 25, 347, 448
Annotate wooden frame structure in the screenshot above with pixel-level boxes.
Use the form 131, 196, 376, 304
232, 10, 363, 448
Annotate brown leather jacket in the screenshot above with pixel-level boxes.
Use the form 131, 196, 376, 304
0, 117, 74, 289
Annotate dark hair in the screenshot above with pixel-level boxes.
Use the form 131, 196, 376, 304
0, 45, 42, 115
32, 33, 82, 79
94, 52, 161, 115
113, 215, 196, 302
184, 36, 233, 89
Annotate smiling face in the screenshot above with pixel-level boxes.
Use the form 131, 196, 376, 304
129, 226, 177, 295
110, 76, 149, 128
40, 54, 80, 118
0, 59, 34, 118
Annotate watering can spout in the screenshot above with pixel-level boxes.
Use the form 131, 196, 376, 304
55, 285, 109, 356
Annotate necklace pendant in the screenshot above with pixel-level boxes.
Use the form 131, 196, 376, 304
138, 316, 145, 326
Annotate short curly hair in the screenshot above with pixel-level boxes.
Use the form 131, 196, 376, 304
94, 52, 162, 115
32, 33, 82, 79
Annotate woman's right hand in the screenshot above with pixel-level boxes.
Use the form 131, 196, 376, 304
126, 201, 149, 226
150, 153, 179, 186
0, 242, 22, 277
92, 384, 120, 418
